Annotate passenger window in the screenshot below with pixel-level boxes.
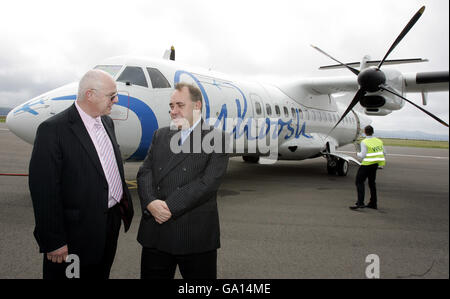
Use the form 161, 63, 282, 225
255, 102, 262, 115
317, 111, 322, 122
283, 106, 289, 118
275, 105, 281, 116
291, 107, 296, 118
299, 108, 303, 119
117, 66, 148, 88
266, 104, 272, 116
304, 110, 309, 120
146, 68, 171, 88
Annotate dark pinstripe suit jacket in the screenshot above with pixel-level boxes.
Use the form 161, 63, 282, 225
136, 121, 229, 255
29, 104, 134, 265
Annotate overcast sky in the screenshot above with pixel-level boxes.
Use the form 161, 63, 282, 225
1, 0, 448, 135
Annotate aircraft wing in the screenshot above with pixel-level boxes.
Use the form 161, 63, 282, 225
279, 71, 449, 103
403, 71, 449, 93
280, 76, 358, 100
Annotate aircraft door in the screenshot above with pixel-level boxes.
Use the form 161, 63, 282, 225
113, 65, 153, 159
111, 90, 129, 121
249, 93, 274, 156
351, 110, 361, 141
249, 92, 266, 139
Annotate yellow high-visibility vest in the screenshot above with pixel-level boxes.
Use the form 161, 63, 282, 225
361, 138, 386, 166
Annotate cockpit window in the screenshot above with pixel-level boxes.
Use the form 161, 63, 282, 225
146, 68, 171, 88
117, 66, 148, 88
94, 65, 123, 77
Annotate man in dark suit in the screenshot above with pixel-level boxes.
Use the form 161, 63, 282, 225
137, 82, 229, 279
29, 69, 134, 279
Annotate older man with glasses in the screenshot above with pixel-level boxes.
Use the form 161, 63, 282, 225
29, 69, 134, 279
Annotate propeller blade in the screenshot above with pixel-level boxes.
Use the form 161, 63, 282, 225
328, 89, 366, 136
311, 45, 360, 76
378, 6, 425, 69
380, 86, 449, 127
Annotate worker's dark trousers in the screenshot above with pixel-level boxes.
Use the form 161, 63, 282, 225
355, 164, 379, 206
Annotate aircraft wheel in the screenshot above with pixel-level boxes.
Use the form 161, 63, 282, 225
327, 163, 337, 175
336, 159, 349, 176
326, 157, 337, 175
242, 156, 260, 163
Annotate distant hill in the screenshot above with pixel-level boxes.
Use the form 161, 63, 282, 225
375, 130, 449, 141
0, 107, 12, 116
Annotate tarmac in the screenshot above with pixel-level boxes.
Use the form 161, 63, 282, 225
0, 122, 448, 279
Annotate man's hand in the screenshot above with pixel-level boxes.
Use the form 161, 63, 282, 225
47, 245, 68, 263
147, 200, 172, 224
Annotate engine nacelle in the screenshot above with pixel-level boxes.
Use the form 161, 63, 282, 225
361, 69, 405, 116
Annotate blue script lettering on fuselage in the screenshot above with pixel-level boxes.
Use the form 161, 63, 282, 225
174, 70, 312, 140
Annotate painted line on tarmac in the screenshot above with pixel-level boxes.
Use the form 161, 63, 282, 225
337, 151, 448, 160
126, 180, 137, 190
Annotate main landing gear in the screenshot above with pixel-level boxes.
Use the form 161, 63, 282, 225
242, 156, 260, 163
326, 156, 349, 176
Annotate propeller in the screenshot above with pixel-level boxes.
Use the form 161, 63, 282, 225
380, 86, 449, 127
312, 6, 449, 135
310, 45, 360, 76
378, 6, 425, 69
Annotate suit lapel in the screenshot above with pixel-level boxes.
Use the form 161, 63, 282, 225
157, 120, 209, 183
68, 104, 105, 178
157, 128, 187, 183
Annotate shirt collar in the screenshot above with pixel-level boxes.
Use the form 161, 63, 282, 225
182, 117, 201, 134
181, 117, 201, 142
75, 101, 102, 131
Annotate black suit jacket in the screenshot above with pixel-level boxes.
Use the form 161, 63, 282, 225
29, 104, 134, 265
136, 121, 229, 255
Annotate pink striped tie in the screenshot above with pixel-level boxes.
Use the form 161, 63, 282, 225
94, 120, 123, 207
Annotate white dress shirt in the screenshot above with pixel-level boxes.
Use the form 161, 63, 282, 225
180, 117, 201, 145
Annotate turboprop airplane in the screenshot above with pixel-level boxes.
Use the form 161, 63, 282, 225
5, 6, 449, 176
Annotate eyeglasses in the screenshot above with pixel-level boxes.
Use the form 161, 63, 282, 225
91, 89, 118, 101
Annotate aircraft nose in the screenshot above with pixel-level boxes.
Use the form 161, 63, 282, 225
6, 99, 51, 145
6, 105, 33, 144
5, 109, 15, 132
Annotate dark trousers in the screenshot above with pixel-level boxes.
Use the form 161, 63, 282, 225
43, 204, 122, 279
141, 247, 217, 279
355, 164, 379, 206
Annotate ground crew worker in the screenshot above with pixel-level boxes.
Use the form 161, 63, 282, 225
350, 125, 386, 210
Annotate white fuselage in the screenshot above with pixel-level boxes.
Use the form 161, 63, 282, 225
6, 56, 369, 161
